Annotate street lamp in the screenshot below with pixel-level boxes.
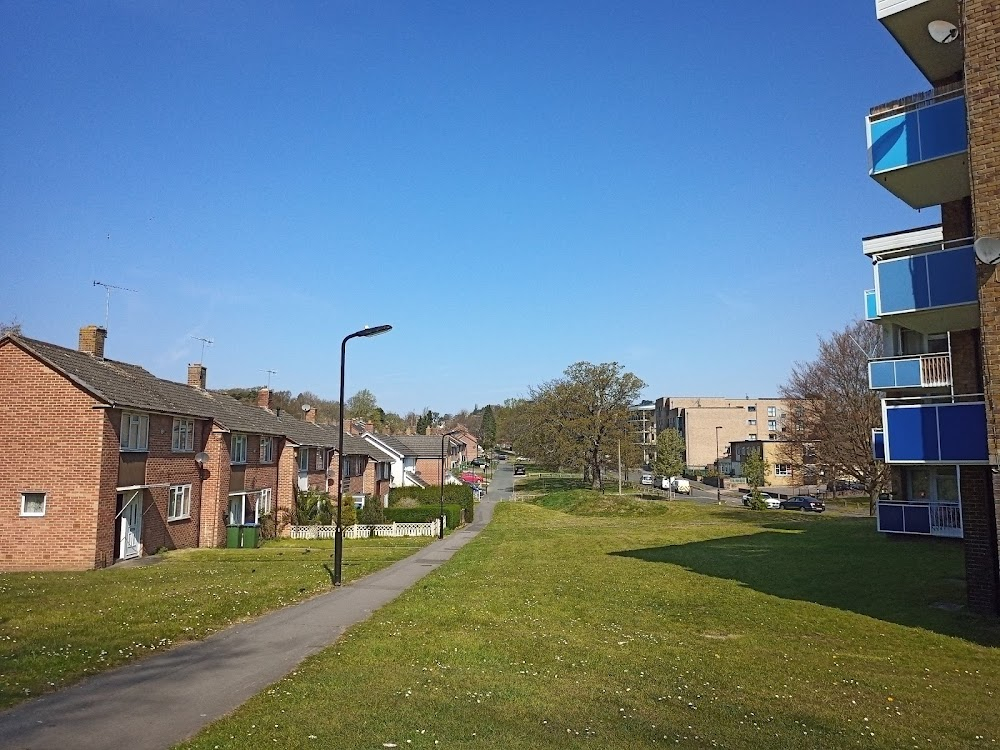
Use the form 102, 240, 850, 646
439, 429, 461, 539
334, 324, 392, 586
715, 426, 723, 505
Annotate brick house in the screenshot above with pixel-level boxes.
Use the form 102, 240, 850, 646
0, 327, 293, 571
379, 434, 462, 486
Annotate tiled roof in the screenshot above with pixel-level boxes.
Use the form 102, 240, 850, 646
381, 434, 451, 457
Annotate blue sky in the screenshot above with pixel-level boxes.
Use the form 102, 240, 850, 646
1, 1, 932, 416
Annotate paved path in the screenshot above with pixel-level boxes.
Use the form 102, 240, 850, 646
0, 468, 512, 750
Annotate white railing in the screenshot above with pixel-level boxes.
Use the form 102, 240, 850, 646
919, 353, 952, 387
877, 501, 963, 538
289, 519, 443, 540
929, 503, 963, 537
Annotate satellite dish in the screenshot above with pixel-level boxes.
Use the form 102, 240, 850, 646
974, 237, 1000, 265
301, 404, 312, 412
928, 20, 959, 44
194, 451, 209, 467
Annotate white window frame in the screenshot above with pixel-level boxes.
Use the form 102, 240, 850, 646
172, 418, 195, 452
20, 492, 46, 517
767, 406, 777, 417
299, 448, 310, 472
747, 419, 756, 425
768, 420, 778, 431
775, 463, 792, 477
377, 462, 391, 480
258, 488, 273, 516
748, 433, 757, 440
316, 449, 325, 471
168, 484, 192, 521
747, 405, 756, 412
231, 433, 247, 465
120, 412, 149, 452
260, 436, 274, 464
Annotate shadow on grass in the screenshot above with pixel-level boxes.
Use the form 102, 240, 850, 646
612, 512, 1000, 646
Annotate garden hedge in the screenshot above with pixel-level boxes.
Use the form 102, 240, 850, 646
388, 484, 475, 523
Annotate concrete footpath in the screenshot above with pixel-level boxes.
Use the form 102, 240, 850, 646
0, 476, 507, 750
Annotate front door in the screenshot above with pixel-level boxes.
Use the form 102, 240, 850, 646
118, 490, 143, 560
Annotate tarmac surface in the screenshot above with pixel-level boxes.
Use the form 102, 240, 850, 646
0, 466, 512, 750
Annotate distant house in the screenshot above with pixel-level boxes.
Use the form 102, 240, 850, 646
361, 433, 461, 487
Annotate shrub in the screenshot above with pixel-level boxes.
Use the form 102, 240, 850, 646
388, 485, 474, 524
357, 498, 386, 525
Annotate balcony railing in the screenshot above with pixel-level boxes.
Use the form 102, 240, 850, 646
866, 242, 978, 334
881, 395, 989, 464
867, 85, 969, 208
869, 353, 951, 390
877, 501, 963, 538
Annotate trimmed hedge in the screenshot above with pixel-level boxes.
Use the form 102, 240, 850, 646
388, 484, 474, 523
385, 504, 464, 530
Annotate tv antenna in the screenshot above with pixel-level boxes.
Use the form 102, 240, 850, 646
191, 336, 214, 361
92, 280, 137, 330
265, 369, 277, 387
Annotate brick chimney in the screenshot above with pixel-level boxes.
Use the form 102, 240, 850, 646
187, 364, 207, 390
305, 407, 316, 424
257, 388, 272, 410
78, 325, 107, 358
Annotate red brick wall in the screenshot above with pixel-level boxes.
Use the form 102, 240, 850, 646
276, 442, 297, 536
199, 430, 231, 548
964, 0, 1000, 615
0, 344, 105, 571
413, 456, 444, 484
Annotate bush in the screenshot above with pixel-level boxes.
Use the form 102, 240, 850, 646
385, 504, 463, 529
357, 497, 386, 525
283, 490, 356, 527
388, 485, 474, 524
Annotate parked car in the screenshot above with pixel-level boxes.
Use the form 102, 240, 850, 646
742, 492, 781, 509
471, 458, 488, 468
670, 477, 691, 495
780, 495, 826, 512
513, 464, 526, 476
640, 473, 654, 486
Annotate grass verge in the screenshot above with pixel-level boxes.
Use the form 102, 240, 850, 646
0, 536, 433, 709
180, 493, 1000, 750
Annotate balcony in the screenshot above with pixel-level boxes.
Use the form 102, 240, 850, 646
876, 0, 963, 83
867, 242, 978, 334
872, 429, 885, 461
869, 353, 951, 390
877, 501, 963, 538
881, 397, 988, 464
867, 85, 969, 208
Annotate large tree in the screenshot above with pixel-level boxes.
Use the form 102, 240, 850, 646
779, 319, 888, 514
653, 428, 685, 479
512, 362, 645, 490
345, 389, 378, 422
480, 405, 497, 449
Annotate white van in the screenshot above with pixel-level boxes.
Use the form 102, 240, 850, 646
670, 477, 691, 495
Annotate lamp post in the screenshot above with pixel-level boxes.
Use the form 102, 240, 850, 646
715, 426, 723, 505
439, 429, 461, 539
334, 324, 392, 586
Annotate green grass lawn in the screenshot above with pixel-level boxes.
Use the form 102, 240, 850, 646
179, 492, 1000, 750
0, 536, 432, 709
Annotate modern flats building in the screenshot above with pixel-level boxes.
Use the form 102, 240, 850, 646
862, 1, 1000, 613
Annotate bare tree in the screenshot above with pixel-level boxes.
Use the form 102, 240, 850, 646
779, 320, 888, 515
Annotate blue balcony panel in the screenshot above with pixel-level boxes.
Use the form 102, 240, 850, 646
872, 429, 885, 462
876, 0, 964, 83
868, 353, 951, 390
877, 501, 963, 538
865, 289, 879, 321
870, 244, 979, 334
882, 401, 989, 464
868, 91, 969, 209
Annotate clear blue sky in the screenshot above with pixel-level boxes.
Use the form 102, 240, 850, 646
1, 1, 932, 416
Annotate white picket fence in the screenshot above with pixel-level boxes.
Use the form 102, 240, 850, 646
289, 519, 443, 540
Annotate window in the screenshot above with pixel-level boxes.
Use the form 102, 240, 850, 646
747, 419, 756, 426
377, 462, 391, 480
906, 466, 959, 502
168, 484, 192, 520
769, 433, 777, 440
767, 407, 776, 417
748, 433, 757, 440
299, 447, 310, 471
747, 405, 756, 412
120, 412, 149, 451
775, 463, 791, 477
172, 418, 195, 452
316, 449, 325, 471
258, 488, 273, 516
260, 436, 274, 464
768, 420, 778, 431
230, 433, 247, 464
20, 492, 46, 517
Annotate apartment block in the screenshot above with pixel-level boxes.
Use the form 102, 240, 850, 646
863, 0, 1000, 614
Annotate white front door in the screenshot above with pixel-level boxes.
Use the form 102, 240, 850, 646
119, 490, 143, 560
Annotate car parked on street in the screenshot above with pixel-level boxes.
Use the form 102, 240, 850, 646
513, 464, 526, 476
779, 495, 826, 512
640, 473, 654, 486
742, 492, 781, 509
